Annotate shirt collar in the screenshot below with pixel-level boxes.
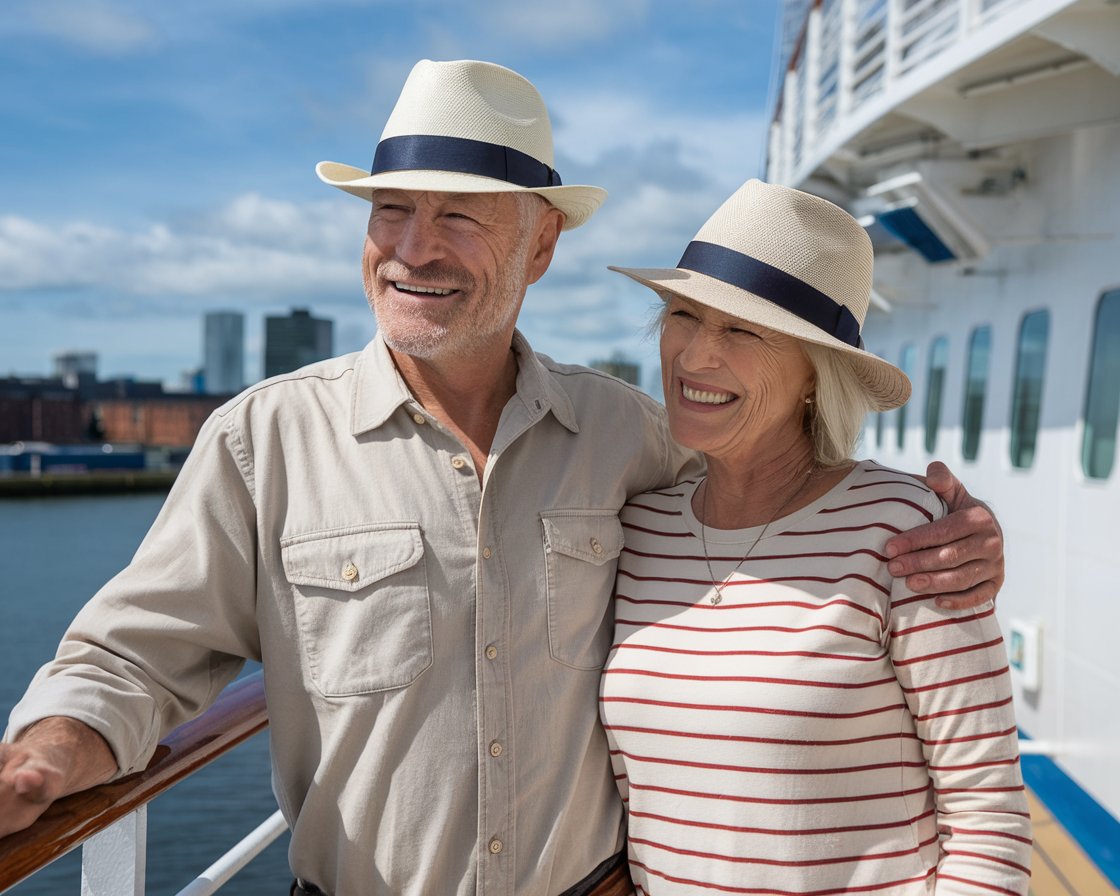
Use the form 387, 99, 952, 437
350, 330, 579, 436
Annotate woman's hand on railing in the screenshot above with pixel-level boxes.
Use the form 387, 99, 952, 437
0, 717, 116, 839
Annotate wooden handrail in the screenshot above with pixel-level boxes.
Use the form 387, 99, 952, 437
0, 671, 269, 893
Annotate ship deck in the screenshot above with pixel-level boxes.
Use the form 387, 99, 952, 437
1028, 788, 1119, 895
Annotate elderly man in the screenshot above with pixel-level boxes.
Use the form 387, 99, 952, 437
1, 60, 1003, 895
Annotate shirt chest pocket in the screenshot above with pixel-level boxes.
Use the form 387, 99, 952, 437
281, 523, 433, 697
541, 510, 624, 671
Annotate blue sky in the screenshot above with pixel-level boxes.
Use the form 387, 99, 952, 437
0, 0, 781, 395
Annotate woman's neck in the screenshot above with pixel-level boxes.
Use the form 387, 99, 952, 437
697, 438, 851, 530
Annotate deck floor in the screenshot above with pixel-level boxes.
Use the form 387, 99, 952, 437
1027, 791, 1120, 895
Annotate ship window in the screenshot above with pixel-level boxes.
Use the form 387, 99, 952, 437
896, 343, 916, 450
924, 336, 949, 453
1081, 289, 1120, 479
1010, 310, 1049, 469
961, 325, 992, 461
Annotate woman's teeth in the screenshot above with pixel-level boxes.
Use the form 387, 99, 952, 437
682, 384, 734, 405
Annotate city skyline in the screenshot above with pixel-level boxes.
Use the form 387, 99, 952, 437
0, 1, 781, 390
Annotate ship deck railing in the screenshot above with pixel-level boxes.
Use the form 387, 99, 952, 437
0, 671, 287, 895
767, 0, 1064, 185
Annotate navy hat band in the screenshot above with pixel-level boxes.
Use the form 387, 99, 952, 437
677, 241, 863, 348
371, 134, 562, 188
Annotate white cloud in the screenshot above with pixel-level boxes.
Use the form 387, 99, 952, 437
0, 196, 368, 305
24, 0, 159, 54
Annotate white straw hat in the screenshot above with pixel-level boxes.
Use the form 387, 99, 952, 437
609, 179, 911, 410
316, 59, 606, 230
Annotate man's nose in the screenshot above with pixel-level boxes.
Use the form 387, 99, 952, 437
394, 215, 444, 267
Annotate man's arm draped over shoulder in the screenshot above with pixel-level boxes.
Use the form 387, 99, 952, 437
884, 461, 1005, 609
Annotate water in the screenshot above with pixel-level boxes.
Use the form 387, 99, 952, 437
0, 494, 292, 895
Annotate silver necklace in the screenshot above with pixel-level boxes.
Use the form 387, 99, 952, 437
699, 466, 816, 606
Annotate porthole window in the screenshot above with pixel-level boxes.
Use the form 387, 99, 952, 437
896, 343, 916, 450
924, 336, 949, 453
1010, 310, 1049, 469
961, 325, 992, 461
1081, 289, 1120, 479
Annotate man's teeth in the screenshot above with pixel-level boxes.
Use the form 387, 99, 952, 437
395, 282, 454, 296
682, 384, 734, 405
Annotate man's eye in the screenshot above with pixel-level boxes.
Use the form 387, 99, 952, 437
670, 309, 697, 321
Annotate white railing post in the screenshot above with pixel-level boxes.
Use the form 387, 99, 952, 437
885, 0, 901, 87
781, 62, 800, 181
803, 4, 823, 156
837, 0, 857, 120
80, 806, 147, 896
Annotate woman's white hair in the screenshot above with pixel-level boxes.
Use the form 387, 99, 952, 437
800, 342, 877, 467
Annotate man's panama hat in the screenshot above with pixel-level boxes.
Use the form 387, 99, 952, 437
316, 59, 606, 230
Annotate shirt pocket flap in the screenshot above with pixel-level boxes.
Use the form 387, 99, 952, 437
280, 524, 423, 592
541, 513, 623, 567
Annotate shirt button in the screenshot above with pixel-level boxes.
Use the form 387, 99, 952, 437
489, 741, 503, 758
590, 537, 604, 555
488, 838, 503, 855
412, 412, 426, 425
485, 645, 498, 660
342, 562, 358, 581
482, 546, 492, 559
451, 455, 468, 470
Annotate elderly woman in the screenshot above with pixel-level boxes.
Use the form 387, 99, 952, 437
600, 180, 1030, 895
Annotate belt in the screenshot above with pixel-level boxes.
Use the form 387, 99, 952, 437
291, 850, 632, 896
559, 850, 632, 896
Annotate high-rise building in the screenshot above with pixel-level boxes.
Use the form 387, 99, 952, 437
203, 311, 245, 395
52, 351, 98, 391
590, 352, 641, 387
264, 308, 333, 379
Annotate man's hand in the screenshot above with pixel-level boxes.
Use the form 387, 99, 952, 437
884, 461, 1004, 609
0, 717, 116, 839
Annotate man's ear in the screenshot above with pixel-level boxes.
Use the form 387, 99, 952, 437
525, 206, 565, 286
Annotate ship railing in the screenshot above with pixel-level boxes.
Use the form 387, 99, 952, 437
768, 0, 1041, 185
0, 671, 287, 896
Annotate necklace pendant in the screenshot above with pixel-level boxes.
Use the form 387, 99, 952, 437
710, 591, 722, 606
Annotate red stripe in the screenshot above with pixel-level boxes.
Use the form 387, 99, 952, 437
613, 618, 883, 647
921, 725, 1018, 746
947, 825, 1034, 845
891, 637, 1006, 665
614, 591, 887, 624
608, 640, 884, 658
627, 832, 936, 866
626, 806, 935, 837
601, 722, 920, 747
625, 778, 933, 806
613, 747, 928, 776
935, 873, 1027, 895
914, 696, 1013, 721
941, 847, 1031, 874
603, 666, 897, 690
891, 603, 997, 636
819, 496, 934, 522
901, 666, 1010, 694
630, 857, 935, 894
599, 694, 908, 720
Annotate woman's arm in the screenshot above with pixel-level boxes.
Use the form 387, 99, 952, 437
888, 492, 1031, 893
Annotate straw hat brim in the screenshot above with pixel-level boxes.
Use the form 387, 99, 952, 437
610, 264, 911, 410
316, 161, 606, 231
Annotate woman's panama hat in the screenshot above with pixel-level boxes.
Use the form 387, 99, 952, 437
609, 179, 911, 409
316, 59, 606, 231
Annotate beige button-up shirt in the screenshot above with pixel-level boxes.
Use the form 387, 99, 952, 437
9, 331, 699, 895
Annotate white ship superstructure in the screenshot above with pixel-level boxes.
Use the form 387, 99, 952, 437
768, 0, 1120, 889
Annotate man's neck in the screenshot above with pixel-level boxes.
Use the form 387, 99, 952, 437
389, 339, 520, 479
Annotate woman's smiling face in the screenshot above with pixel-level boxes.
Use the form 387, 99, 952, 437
659, 293, 816, 465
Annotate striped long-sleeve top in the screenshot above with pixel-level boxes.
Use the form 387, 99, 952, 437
600, 460, 1030, 895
